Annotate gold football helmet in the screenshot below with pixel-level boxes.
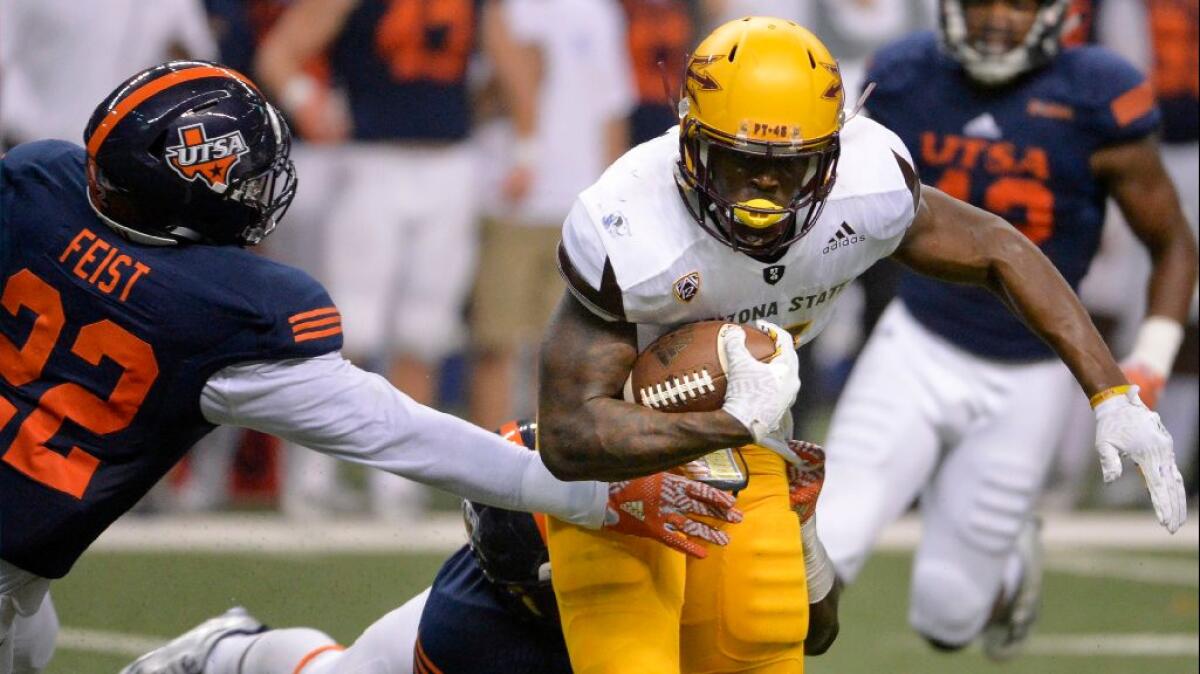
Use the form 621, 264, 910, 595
676, 17, 845, 256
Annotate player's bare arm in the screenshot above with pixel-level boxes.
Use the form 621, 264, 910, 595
893, 186, 1125, 398
1093, 137, 1198, 322
254, 0, 357, 142
1093, 137, 1198, 406
895, 186, 1186, 531
537, 293, 754, 481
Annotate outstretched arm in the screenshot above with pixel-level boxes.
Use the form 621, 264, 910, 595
1092, 137, 1198, 407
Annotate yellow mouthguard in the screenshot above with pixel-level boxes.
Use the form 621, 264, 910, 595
732, 198, 786, 229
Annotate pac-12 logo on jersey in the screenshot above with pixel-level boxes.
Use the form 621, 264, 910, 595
165, 124, 249, 193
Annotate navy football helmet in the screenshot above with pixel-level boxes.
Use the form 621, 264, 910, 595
84, 60, 296, 246
462, 419, 559, 626
940, 0, 1070, 85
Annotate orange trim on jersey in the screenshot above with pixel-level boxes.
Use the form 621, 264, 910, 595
288, 306, 340, 324
291, 644, 345, 674
1111, 80, 1156, 127
291, 315, 342, 333
86, 66, 258, 157
294, 326, 343, 343
532, 511, 549, 544
415, 638, 446, 674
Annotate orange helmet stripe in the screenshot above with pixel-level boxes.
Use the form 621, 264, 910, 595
86, 65, 258, 158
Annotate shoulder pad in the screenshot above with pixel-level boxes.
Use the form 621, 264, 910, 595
829, 116, 919, 244
864, 32, 941, 102
1061, 46, 1160, 144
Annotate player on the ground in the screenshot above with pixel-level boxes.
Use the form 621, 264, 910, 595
0, 61, 744, 674
119, 419, 830, 674
816, 0, 1198, 660
533, 15, 1186, 673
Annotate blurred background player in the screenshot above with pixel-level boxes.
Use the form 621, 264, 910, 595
1056, 0, 1200, 508
817, 0, 1198, 660
0, 0, 216, 149
621, 0, 695, 146
467, 0, 634, 429
254, 0, 502, 520
120, 421, 745, 674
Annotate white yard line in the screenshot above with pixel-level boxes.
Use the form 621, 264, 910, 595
1024, 633, 1200, 657
56, 627, 166, 658
91, 511, 1198, 554
1046, 553, 1199, 587
890, 633, 1200, 658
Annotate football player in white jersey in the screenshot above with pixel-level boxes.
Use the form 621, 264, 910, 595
532, 16, 1187, 673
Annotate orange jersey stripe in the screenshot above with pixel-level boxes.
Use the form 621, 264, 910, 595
1111, 80, 1156, 127
294, 326, 343, 343
291, 644, 344, 674
86, 65, 257, 157
415, 639, 446, 674
291, 315, 342, 333
288, 306, 340, 324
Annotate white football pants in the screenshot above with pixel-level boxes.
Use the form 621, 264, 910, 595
0, 561, 56, 674
817, 301, 1077, 645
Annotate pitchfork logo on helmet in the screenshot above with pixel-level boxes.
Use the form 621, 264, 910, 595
165, 124, 250, 193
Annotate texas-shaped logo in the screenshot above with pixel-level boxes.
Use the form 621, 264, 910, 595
165, 124, 249, 193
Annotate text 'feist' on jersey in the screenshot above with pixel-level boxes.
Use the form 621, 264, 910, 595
165, 124, 249, 193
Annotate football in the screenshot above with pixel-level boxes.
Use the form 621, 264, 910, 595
623, 320, 778, 413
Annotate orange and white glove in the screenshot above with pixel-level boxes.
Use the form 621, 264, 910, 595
784, 439, 836, 602
604, 472, 744, 559
786, 440, 826, 524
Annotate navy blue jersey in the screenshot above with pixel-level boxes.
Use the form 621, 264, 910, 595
330, 0, 481, 142
0, 141, 342, 577
415, 546, 571, 674
867, 33, 1160, 360
622, 0, 693, 146
1147, 0, 1198, 143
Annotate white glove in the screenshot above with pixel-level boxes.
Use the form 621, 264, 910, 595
1094, 386, 1187, 533
720, 321, 800, 448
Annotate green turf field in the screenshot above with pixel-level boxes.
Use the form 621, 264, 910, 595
45, 546, 1198, 674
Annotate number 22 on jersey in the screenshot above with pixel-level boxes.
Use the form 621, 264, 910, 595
0, 269, 158, 499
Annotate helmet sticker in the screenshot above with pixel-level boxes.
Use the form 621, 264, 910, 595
165, 123, 250, 194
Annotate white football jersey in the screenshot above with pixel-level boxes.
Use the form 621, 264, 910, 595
559, 116, 919, 349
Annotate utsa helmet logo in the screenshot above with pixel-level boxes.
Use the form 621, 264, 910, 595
165, 123, 250, 193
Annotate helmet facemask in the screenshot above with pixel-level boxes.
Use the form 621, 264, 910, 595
940, 0, 1070, 86
222, 107, 297, 246
676, 114, 840, 257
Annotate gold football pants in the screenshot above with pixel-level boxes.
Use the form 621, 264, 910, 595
547, 446, 808, 674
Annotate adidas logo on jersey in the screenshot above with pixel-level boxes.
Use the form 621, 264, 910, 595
963, 113, 1003, 140
823, 222, 863, 254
